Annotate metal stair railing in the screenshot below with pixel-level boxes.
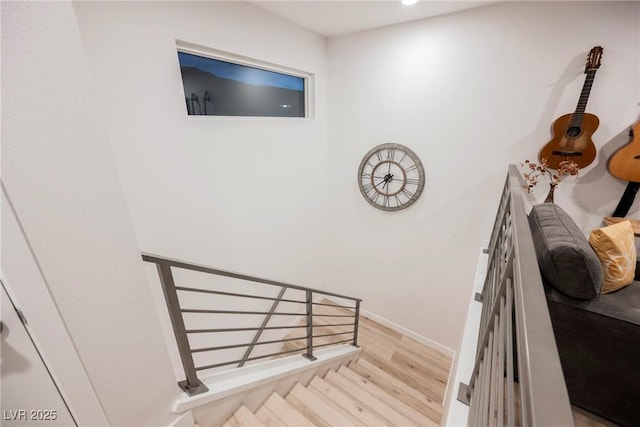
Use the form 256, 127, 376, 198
142, 253, 362, 396
457, 165, 573, 426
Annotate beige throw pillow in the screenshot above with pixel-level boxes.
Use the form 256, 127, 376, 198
589, 220, 637, 294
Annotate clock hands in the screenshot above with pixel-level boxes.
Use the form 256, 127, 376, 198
377, 173, 394, 190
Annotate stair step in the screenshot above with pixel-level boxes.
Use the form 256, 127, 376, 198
255, 405, 287, 427
308, 375, 389, 426
324, 369, 414, 426
337, 365, 440, 426
360, 351, 446, 403
286, 382, 356, 426
266, 299, 452, 426
262, 392, 314, 427
227, 405, 266, 427
353, 357, 443, 422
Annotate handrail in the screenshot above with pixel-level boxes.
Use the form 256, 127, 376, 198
458, 165, 574, 426
142, 253, 361, 396
142, 253, 362, 302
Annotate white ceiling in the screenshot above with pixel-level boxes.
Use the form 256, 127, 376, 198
250, 0, 499, 37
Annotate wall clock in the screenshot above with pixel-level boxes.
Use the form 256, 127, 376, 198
357, 143, 425, 211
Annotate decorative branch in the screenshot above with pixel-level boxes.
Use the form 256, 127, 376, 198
521, 158, 580, 193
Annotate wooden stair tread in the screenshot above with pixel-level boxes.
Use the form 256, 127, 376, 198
263, 392, 315, 427
266, 298, 452, 426
337, 365, 440, 427
360, 351, 446, 403
255, 405, 287, 427
324, 370, 414, 426
228, 405, 266, 427
287, 382, 355, 426
351, 357, 443, 423
308, 375, 389, 426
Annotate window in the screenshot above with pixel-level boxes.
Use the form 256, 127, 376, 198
177, 48, 308, 118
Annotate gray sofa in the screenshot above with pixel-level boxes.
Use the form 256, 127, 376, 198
528, 203, 640, 426
544, 267, 640, 427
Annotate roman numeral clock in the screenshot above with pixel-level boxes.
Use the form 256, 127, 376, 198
357, 143, 425, 211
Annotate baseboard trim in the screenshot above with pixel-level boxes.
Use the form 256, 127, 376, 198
168, 411, 194, 427
359, 309, 456, 358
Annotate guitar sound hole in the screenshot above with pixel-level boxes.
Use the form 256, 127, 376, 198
566, 126, 582, 137
552, 150, 583, 157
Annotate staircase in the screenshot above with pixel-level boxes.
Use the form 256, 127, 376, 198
219, 302, 452, 427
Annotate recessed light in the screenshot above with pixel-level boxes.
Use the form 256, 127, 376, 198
402, 0, 418, 5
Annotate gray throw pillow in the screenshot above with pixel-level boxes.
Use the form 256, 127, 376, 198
528, 203, 603, 299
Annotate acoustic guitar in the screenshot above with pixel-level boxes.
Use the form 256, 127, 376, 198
539, 46, 603, 169
609, 121, 640, 183
609, 122, 640, 217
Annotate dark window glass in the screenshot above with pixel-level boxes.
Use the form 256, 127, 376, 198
178, 52, 306, 117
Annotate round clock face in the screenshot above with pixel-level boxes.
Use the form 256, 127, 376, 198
357, 143, 425, 212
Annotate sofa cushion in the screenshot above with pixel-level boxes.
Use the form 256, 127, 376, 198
589, 220, 637, 294
528, 203, 603, 299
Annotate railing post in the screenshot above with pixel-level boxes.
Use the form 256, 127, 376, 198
156, 262, 209, 396
352, 300, 361, 347
303, 289, 317, 361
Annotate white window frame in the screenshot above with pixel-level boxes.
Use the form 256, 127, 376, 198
176, 40, 313, 119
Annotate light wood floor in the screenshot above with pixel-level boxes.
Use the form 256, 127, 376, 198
220, 299, 613, 426
221, 299, 452, 426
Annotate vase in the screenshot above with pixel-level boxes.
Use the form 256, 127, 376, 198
544, 184, 556, 203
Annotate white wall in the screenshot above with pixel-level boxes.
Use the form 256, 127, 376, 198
1, 1, 178, 425
73, 0, 329, 387
326, 1, 640, 351
73, 1, 328, 288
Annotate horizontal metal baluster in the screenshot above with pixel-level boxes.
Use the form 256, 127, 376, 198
181, 309, 302, 316
196, 347, 306, 371
192, 335, 310, 353
313, 301, 356, 309
312, 313, 357, 317
312, 322, 358, 328
175, 285, 304, 304
312, 331, 353, 339
313, 338, 354, 349
186, 324, 307, 334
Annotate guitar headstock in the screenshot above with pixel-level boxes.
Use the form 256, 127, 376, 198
585, 46, 603, 72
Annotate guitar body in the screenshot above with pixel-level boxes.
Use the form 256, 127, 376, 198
539, 112, 599, 169
609, 121, 640, 183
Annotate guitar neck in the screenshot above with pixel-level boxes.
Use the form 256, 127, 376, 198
569, 70, 597, 127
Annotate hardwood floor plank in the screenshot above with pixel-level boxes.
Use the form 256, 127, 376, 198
324, 370, 414, 426
337, 366, 440, 427
360, 352, 446, 404
350, 358, 443, 423
390, 351, 449, 393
